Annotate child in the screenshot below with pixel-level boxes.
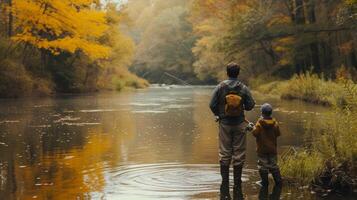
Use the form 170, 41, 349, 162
251, 103, 282, 187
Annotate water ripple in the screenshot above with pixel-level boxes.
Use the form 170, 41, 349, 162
106, 163, 256, 199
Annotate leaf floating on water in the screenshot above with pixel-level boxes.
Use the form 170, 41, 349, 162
0, 120, 20, 124
79, 109, 118, 113
132, 110, 168, 114
64, 156, 75, 160
29, 125, 52, 128
54, 116, 80, 123
62, 122, 101, 126
63, 110, 75, 113
0, 142, 8, 147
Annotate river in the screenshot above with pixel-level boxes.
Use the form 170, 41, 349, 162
0, 86, 350, 199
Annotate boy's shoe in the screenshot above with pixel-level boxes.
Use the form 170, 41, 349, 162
258, 185, 269, 200
258, 170, 269, 187
271, 169, 282, 186
220, 165, 231, 200
270, 184, 282, 200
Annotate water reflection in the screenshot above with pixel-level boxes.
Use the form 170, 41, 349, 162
0, 87, 351, 199
258, 185, 282, 200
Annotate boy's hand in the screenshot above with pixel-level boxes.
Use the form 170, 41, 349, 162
245, 122, 255, 132
215, 116, 220, 122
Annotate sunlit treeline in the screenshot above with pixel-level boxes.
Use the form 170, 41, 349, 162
189, 0, 357, 81
0, 0, 355, 96
0, 0, 147, 98
126, 0, 356, 82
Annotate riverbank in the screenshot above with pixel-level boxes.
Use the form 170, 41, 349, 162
251, 72, 355, 106
263, 77, 357, 195
0, 58, 148, 98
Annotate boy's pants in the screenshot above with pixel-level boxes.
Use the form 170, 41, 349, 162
257, 154, 279, 172
219, 122, 247, 166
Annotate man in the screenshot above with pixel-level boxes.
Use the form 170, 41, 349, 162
209, 62, 255, 200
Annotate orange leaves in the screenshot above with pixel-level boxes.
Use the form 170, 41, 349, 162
267, 14, 292, 27
273, 36, 295, 66
339, 41, 354, 55
11, 0, 110, 60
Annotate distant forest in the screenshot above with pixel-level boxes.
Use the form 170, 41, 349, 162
0, 0, 356, 97
128, 0, 356, 83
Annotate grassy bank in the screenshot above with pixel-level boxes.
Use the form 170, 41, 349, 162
260, 77, 357, 194
252, 73, 352, 106
252, 75, 357, 193
279, 80, 357, 193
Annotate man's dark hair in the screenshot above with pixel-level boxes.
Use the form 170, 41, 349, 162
226, 62, 240, 78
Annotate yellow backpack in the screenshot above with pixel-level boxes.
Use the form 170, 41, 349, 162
225, 91, 243, 117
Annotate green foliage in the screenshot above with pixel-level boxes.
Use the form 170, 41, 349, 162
112, 73, 149, 92
280, 79, 357, 183
0, 59, 33, 98
254, 72, 353, 106
280, 73, 344, 106
280, 150, 323, 184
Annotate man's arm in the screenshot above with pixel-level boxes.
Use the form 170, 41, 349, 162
209, 85, 220, 116
242, 86, 255, 111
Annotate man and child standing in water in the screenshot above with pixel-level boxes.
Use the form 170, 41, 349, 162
209, 63, 282, 200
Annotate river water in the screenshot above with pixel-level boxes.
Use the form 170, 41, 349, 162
0, 86, 349, 199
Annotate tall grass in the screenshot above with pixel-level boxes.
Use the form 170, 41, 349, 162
280, 73, 345, 106
280, 150, 323, 184
254, 72, 350, 106
279, 79, 357, 184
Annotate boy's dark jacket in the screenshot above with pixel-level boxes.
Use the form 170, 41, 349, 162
209, 78, 255, 125
252, 118, 281, 155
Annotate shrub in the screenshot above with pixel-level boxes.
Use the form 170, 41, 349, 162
280, 80, 357, 184
254, 72, 355, 106
280, 150, 324, 184
32, 78, 54, 96
112, 78, 125, 91
0, 59, 33, 98
280, 72, 344, 105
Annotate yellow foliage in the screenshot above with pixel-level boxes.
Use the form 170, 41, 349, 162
339, 41, 353, 55
267, 14, 291, 27
11, 0, 110, 59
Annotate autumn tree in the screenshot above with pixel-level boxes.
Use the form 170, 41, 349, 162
0, 0, 142, 97
11, 0, 110, 60
189, 0, 357, 81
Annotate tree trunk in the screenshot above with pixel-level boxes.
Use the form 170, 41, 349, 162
8, 0, 12, 37
306, 0, 316, 24
295, 0, 305, 24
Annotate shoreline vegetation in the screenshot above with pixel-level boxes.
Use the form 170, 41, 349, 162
252, 75, 357, 195
251, 70, 356, 107
0, 1, 148, 98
